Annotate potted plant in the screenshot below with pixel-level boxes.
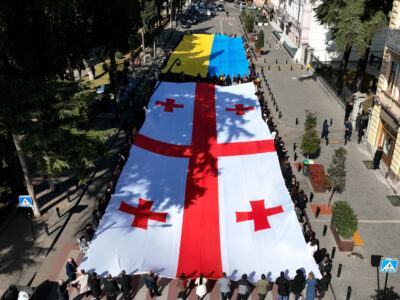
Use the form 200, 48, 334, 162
326, 147, 347, 207
330, 201, 358, 251
255, 29, 264, 53
300, 112, 320, 158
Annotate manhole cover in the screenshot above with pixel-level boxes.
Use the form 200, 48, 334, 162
363, 161, 375, 169
386, 195, 400, 206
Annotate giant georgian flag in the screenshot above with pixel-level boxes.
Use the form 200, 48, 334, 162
80, 82, 320, 281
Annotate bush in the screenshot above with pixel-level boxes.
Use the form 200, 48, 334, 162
255, 30, 264, 49
331, 201, 358, 239
115, 51, 123, 60
304, 111, 317, 131
309, 164, 326, 193
301, 130, 320, 156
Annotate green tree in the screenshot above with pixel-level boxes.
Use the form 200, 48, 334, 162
327, 147, 347, 206
304, 111, 317, 131
301, 111, 319, 157
255, 30, 264, 49
0, 0, 120, 216
245, 13, 255, 33
312, 0, 390, 92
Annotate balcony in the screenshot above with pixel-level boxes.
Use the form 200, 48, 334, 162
386, 28, 400, 54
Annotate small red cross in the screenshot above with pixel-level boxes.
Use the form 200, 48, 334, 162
156, 98, 184, 112
235, 200, 283, 231
225, 104, 254, 115
118, 199, 167, 230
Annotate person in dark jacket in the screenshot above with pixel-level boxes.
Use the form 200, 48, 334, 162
120, 270, 132, 300
57, 279, 69, 300
344, 120, 353, 144
65, 257, 77, 282
237, 273, 251, 300
373, 146, 384, 169
144, 270, 161, 298
104, 274, 120, 300
321, 120, 329, 140
88, 273, 102, 300
291, 269, 306, 300
317, 271, 331, 299
275, 271, 290, 300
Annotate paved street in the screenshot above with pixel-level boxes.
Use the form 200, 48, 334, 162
0, 1, 399, 300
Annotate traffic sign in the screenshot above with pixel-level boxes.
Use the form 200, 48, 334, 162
380, 258, 398, 273
19, 195, 33, 208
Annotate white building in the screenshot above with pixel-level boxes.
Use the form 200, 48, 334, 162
269, 0, 387, 63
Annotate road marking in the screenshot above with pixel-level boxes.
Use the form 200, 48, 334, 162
220, 20, 223, 34
228, 22, 233, 26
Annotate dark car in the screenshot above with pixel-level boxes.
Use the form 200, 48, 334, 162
188, 15, 198, 24
217, 4, 224, 10
181, 20, 191, 28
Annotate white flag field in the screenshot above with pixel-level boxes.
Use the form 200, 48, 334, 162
80, 82, 321, 281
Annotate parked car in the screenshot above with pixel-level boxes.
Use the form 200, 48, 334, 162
217, 4, 224, 10
198, 7, 206, 15
208, 7, 216, 15
181, 20, 191, 28
247, 4, 257, 10
188, 15, 198, 24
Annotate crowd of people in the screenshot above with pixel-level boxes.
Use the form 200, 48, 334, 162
56, 33, 337, 300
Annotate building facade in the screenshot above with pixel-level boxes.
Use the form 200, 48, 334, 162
368, 0, 400, 182
271, 0, 386, 62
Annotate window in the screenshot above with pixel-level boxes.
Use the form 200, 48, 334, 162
387, 61, 398, 93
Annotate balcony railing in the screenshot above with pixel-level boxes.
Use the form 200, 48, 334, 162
386, 28, 400, 54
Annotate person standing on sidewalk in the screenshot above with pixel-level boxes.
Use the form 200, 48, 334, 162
120, 270, 132, 300
321, 120, 329, 140
218, 272, 231, 300
88, 272, 102, 300
305, 273, 317, 300
291, 269, 306, 300
70, 270, 91, 300
275, 272, 290, 300
104, 274, 120, 300
195, 273, 208, 300
344, 120, 353, 144
255, 274, 270, 300
65, 257, 78, 282
144, 270, 161, 298
373, 146, 384, 169
237, 274, 251, 300
57, 279, 69, 300
177, 273, 187, 299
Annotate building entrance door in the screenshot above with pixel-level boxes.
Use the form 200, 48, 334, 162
378, 126, 395, 166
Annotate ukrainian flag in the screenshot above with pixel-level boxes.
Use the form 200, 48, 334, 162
163, 34, 249, 77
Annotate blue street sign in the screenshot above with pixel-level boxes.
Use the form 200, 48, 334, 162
380, 258, 398, 273
19, 195, 33, 208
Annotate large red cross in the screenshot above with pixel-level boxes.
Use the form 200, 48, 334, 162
235, 200, 284, 232
134, 83, 276, 278
119, 199, 167, 230
156, 98, 184, 112
225, 104, 254, 115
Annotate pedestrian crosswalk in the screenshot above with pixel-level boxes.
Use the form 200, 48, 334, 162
214, 16, 238, 21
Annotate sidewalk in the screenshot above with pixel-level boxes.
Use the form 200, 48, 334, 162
256, 25, 400, 299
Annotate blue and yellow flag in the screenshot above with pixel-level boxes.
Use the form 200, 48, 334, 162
163, 34, 249, 77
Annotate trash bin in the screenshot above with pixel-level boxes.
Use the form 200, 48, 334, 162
303, 159, 310, 176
